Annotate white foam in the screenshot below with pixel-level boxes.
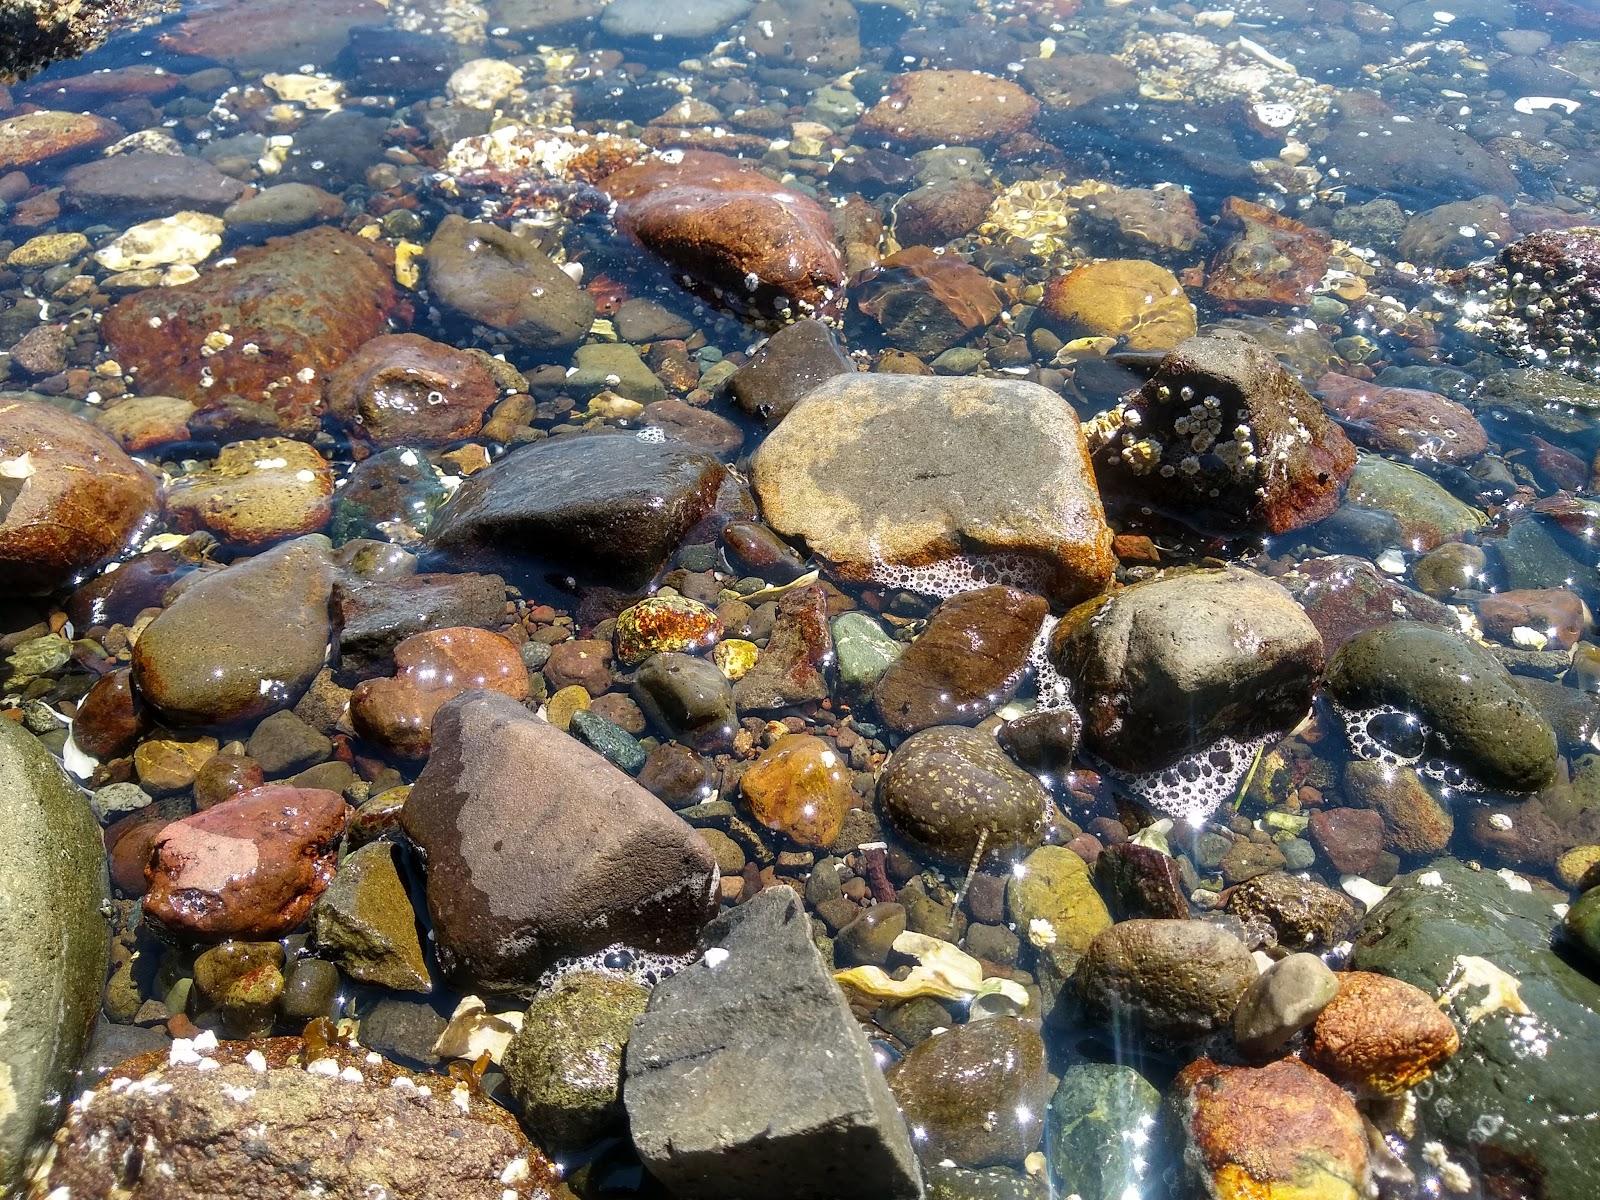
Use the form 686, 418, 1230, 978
534, 943, 695, 991
1333, 700, 1490, 792
866, 552, 1055, 601
1097, 733, 1276, 826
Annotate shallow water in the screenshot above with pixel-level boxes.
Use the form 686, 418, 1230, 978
5, 0, 1600, 1197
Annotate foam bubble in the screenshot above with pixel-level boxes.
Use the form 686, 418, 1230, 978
1026, 615, 1074, 713
1333, 700, 1490, 793
1097, 733, 1277, 826
535, 944, 696, 991
866, 552, 1055, 601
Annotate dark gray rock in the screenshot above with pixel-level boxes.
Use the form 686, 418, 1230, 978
333, 571, 506, 681
632, 652, 738, 752
728, 318, 854, 425
624, 886, 922, 1199
62, 151, 248, 216
0, 719, 110, 1192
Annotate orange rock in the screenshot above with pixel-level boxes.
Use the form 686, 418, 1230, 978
351, 627, 530, 759
1307, 970, 1460, 1094
741, 733, 851, 849
1205, 197, 1332, 312
1043, 259, 1196, 352
1174, 1057, 1369, 1200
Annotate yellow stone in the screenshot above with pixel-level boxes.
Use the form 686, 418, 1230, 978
740, 733, 851, 849
395, 239, 424, 289
545, 685, 591, 731
714, 639, 759, 681
6, 232, 90, 269
133, 734, 219, 796
1557, 844, 1600, 889
1043, 258, 1196, 352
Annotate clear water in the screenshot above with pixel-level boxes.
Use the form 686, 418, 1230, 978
6, 0, 1600, 1197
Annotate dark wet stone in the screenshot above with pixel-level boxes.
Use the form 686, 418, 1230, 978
892, 178, 994, 248
859, 69, 1039, 148
1077, 919, 1256, 1042
1282, 554, 1456, 654
246, 710, 331, 776
1093, 841, 1188, 920
996, 707, 1081, 772
1317, 371, 1488, 463
880, 725, 1048, 867
637, 741, 717, 808
625, 886, 923, 1199
1343, 760, 1453, 856
1319, 113, 1518, 201
159, 0, 385, 68
278, 957, 341, 1022
924, 1163, 1046, 1200
858, 245, 1002, 356
1353, 859, 1600, 1200
722, 520, 809, 583
401, 690, 717, 989
1204, 197, 1331, 312
343, 24, 459, 92
603, 151, 845, 322
874, 586, 1046, 734
333, 571, 505, 682
0, 720, 110, 1194
101, 227, 400, 437
1044, 1063, 1161, 1200
1051, 567, 1323, 774
740, 0, 859, 73
641, 399, 744, 457
1097, 332, 1356, 535
132, 535, 337, 727
1326, 620, 1558, 792
1225, 872, 1359, 951
0, 109, 122, 172
733, 584, 834, 711
0, 396, 159, 594
728, 319, 854, 426
568, 708, 648, 774
425, 214, 593, 349
633, 651, 738, 752
601, 0, 753, 44
73, 668, 148, 761
330, 447, 449, 546
66, 547, 202, 630
887, 1018, 1048, 1169
1308, 806, 1385, 875
425, 433, 729, 590
276, 110, 389, 190
62, 151, 248, 216
1021, 53, 1137, 112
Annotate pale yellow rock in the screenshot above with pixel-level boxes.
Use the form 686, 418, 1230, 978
447, 58, 524, 109
262, 72, 345, 110
6, 232, 90, 269
95, 212, 224, 273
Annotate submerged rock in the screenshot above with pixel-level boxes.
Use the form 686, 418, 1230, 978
425, 433, 730, 590
325, 333, 500, 448
624, 886, 923, 1199
1077, 919, 1256, 1042
752, 373, 1114, 604
0, 721, 109, 1195
728, 318, 854, 426
1306, 970, 1458, 1094
858, 70, 1039, 148
0, 109, 121, 171
1044, 1063, 1161, 1200
1043, 259, 1195, 352
425, 215, 593, 350
101, 227, 399, 437
0, 396, 159, 593
27, 1035, 571, 1200
401, 691, 717, 989
164, 437, 334, 549
1050, 566, 1324, 774
603, 151, 846, 321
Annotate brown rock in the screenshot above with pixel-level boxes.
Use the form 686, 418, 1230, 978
165, 437, 334, 549
874, 586, 1046, 733
1307, 970, 1460, 1094
615, 595, 722, 665
1205, 197, 1333, 312
326, 333, 500, 448
401, 690, 718, 989
1342, 760, 1453, 856
1475, 587, 1590, 650
93, 395, 200, 453
543, 639, 613, 694
732, 584, 833, 711
1174, 1057, 1369, 1200
604, 151, 845, 321
891, 178, 995, 247
1308, 807, 1385, 876
73, 667, 147, 761
1316, 372, 1488, 464
1226, 872, 1359, 951
858, 245, 1001, 356
740, 733, 851, 848
0, 110, 121, 171
0, 397, 160, 593
101, 227, 400, 437
1043, 259, 1196, 352
158, 0, 387, 68
144, 784, 350, 941
352, 627, 530, 760
858, 70, 1039, 148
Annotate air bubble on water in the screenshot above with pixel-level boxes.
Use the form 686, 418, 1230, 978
534, 943, 695, 991
865, 551, 1055, 600
1096, 733, 1277, 826
1026, 615, 1074, 713
1334, 701, 1424, 767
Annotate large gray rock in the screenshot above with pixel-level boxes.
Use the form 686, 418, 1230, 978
751, 373, 1114, 604
1351, 859, 1600, 1200
0, 719, 110, 1192
401, 690, 717, 990
624, 887, 924, 1199
1050, 566, 1324, 773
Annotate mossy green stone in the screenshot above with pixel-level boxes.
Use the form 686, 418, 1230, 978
1005, 845, 1111, 980
1045, 1063, 1161, 1200
0, 719, 111, 1192
830, 611, 903, 694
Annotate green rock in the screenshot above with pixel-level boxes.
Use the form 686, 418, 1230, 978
4, 634, 71, 686
279, 958, 341, 1022
1327, 621, 1557, 792
1044, 1062, 1161, 1200
502, 971, 649, 1151
309, 841, 432, 993
193, 940, 284, 1033
1498, 517, 1592, 596
1352, 858, 1600, 1200
569, 708, 648, 774
1005, 845, 1110, 982
1346, 453, 1484, 549
571, 342, 666, 404
0, 719, 110, 1192
830, 611, 903, 693
1564, 887, 1600, 965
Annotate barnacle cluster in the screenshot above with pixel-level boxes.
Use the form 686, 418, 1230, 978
1459, 227, 1600, 379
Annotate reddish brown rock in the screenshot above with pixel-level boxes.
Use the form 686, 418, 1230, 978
858, 245, 1002, 356
0, 396, 160, 593
1475, 588, 1590, 650
1307, 970, 1460, 1094
1316, 372, 1488, 464
27, 1035, 573, 1200
94, 395, 200, 453
543, 639, 614, 694
1308, 807, 1385, 876
0, 109, 121, 171
351, 627, 530, 759
891, 178, 995, 247
326, 333, 500, 448
193, 752, 266, 810
874, 586, 1047, 734
72, 667, 148, 761
1174, 1057, 1369, 1200
106, 811, 169, 897
741, 733, 851, 848
101, 227, 400, 438
732, 584, 834, 711
158, 0, 387, 68
1205, 198, 1333, 312
20, 65, 182, 106
143, 785, 350, 941
858, 70, 1040, 148
603, 151, 846, 321
1282, 555, 1455, 654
